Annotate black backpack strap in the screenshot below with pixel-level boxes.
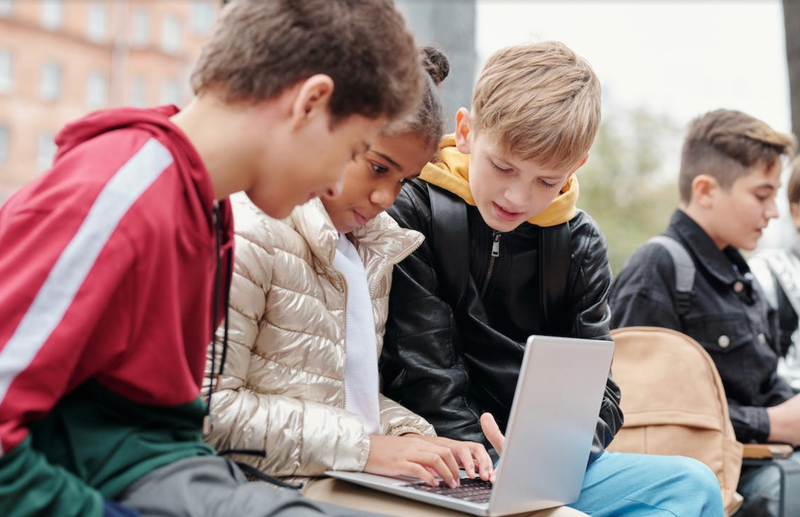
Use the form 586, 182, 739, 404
539, 222, 571, 333
646, 235, 695, 315
428, 185, 469, 310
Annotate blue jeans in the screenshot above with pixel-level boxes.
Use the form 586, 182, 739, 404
568, 452, 724, 517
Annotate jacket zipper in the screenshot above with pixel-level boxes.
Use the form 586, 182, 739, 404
480, 231, 501, 299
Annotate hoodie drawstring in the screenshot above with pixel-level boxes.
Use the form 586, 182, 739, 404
205, 202, 231, 435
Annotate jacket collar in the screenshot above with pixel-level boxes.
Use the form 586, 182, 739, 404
290, 198, 423, 268
667, 209, 752, 288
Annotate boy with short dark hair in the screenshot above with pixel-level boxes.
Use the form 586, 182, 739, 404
610, 108, 798, 517
380, 40, 724, 517
0, 1, 423, 516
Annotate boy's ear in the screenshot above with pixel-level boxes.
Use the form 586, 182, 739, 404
690, 174, 719, 208
454, 108, 472, 154
290, 74, 335, 129
569, 154, 589, 176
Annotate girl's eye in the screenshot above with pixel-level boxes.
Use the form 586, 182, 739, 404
491, 161, 512, 173
371, 163, 389, 174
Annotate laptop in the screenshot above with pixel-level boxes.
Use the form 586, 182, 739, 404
326, 335, 615, 516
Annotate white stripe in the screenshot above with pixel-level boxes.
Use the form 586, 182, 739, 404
0, 138, 174, 455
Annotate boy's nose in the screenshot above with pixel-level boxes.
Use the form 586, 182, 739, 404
765, 197, 779, 219
504, 185, 531, 208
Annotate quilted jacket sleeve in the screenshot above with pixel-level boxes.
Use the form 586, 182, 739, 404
203, 217, 370, 477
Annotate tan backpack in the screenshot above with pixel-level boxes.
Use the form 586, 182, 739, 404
607, 326, 744, 515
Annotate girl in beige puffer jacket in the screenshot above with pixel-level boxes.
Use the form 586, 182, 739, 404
202, 48, 495, 501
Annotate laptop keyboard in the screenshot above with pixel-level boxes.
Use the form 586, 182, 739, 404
402, 478, 493, 504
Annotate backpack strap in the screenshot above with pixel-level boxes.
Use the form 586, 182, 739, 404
539, 223, 571, 333
646, 235, 695, 315
428, 185, 469, 310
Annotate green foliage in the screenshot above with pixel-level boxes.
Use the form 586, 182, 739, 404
577, 107, 682, 274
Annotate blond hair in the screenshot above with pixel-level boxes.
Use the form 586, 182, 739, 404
191, 0, 423, 123
679, 109, 797, 203
471, 41, 601, 171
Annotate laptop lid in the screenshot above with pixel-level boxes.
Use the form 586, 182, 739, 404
488, 335, 614, 515
326, 334, 614, 516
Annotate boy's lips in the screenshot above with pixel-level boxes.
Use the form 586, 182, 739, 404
492, 202, 524, 222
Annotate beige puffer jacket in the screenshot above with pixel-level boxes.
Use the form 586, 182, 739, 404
204, 193, 433, 482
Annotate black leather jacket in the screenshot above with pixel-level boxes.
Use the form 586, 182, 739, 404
380, 180, 623, 463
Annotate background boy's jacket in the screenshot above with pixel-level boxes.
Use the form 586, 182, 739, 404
380, 143, 622, 463
0, 106, 233, 517
610, 209, 795, 443
204, 194, 433, 485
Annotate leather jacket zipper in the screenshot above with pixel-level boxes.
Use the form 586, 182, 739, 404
480, 231, 501, 299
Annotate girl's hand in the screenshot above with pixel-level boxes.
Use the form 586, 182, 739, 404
410, 435, 494, 481
365, 434, 460, 488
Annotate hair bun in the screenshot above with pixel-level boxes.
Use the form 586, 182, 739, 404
420, 46, 450, 86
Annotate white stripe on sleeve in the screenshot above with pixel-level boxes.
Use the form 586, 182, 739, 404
0, 138, 174, 454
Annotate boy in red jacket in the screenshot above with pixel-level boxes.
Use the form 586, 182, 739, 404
0, 1, 423, 516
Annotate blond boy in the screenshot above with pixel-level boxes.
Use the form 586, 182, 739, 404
380, 41, 724, 516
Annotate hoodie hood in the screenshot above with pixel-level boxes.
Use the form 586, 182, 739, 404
53, 105, 218, 236
419, 134, 579, 227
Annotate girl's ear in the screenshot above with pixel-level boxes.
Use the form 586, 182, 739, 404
454, 108, 472, 154
289, 74, 335, 129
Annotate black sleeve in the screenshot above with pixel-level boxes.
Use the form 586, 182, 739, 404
564, 212, 623, 462
380, 181, 488, 448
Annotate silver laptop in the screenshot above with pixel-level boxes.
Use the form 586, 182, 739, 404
326, 335, 615, 516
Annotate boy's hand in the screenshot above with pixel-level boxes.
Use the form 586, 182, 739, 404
480, 413, 506, 483
411, 435, 494, 481
766, 393, 800, 445
366, 434, 461, 488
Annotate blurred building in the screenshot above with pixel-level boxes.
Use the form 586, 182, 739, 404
0, 0, 219, 201
395, 0, 477, 133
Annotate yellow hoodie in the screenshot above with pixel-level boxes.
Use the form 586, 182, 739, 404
419, 135, 579, 227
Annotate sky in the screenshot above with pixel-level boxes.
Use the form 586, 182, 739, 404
476, 0, 793, 247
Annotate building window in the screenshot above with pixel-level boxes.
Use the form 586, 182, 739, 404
131, 7, 149, 48
0, 0, 13, 17
159, 78, 180, 106
41, 0, 62, 30
87, 2, 107, 43
0, 48, 11, 92
40, 61, 61, 101
130, 76, 147, 107
86, 71, 108, 110
190, 1, 214, 34
161, 14, 181, 54
37, 132, 56, 172
0, 125, 9, 164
